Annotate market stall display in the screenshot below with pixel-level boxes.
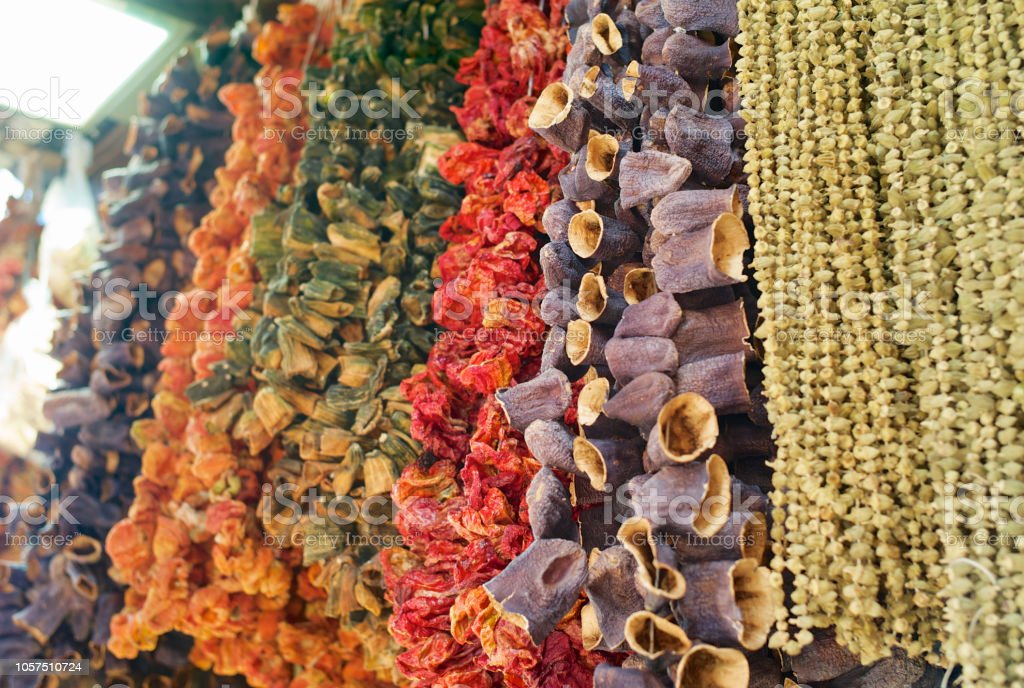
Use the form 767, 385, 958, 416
0, 0, 1022, 686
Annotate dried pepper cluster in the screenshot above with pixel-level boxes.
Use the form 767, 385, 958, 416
103, 7, 386, 687
739, 0, 1021, 684
1, 26, 260, 688
377, 1, 632, 686
237, 1, 484, 684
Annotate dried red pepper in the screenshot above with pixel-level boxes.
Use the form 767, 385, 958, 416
385, 1, 611, 684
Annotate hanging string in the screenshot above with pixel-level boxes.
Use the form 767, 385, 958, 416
300, 0, 340, 77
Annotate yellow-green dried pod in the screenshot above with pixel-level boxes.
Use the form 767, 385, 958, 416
735, 0, 1014, 668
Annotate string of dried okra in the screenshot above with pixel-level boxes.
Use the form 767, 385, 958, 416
755, 0, 843, 655
866, 0, 948, 658
742, 0, 813, 657
744, 0, 1023, 679
939, 0, 1024, 684
751, 0, 925, 661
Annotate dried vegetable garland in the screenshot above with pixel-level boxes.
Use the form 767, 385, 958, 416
933, 0, 1024, 684
1, 25, 258, 688
240, 1, 484, 684
102, 7, 379, 687
376, 1, 626, 686
739, 0, 1022, 683
470, 0, 797, 684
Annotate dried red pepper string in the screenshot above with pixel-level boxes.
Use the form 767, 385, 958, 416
384, 1, 610, 685
106, 7, 384, 687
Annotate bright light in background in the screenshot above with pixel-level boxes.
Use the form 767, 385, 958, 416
0, 0, 169, 127
0, 169, 25, 203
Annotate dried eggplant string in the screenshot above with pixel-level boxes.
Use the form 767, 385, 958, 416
2, 25, 261, 688
468, 0, 796, 683
103, 7, 371, 687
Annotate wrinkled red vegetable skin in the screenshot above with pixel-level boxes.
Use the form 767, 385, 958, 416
382, 1, 615, 685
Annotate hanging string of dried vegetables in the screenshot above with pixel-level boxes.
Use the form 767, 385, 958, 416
240, 1, 483, 684
103, 7, 379, 687
469, 0, 793, 684
401, 0, 570, 461
380, 1, 621, 686
739, 0, 1021, 683
933, 0, 1024, 683
1, 25, 258, 688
